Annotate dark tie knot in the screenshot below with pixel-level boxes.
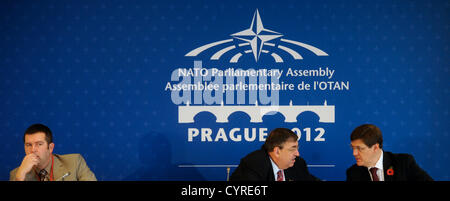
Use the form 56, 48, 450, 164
39, 169, 48, 181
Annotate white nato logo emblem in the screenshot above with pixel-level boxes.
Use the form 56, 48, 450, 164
185, 9, 328, 63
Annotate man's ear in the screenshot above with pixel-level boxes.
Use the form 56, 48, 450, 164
49, 142, 55, 153
373, 143, 380, 151
273, 146, 281, 156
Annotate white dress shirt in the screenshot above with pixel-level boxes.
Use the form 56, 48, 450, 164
367, 150, 384, 181
269, 157, 285, 181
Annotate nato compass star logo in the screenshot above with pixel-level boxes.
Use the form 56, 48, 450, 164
230, 9, 283, 62
185, 9, 328, 63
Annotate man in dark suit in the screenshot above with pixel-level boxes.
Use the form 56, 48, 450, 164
230, 128, 319, 181
346, 124, 433, 181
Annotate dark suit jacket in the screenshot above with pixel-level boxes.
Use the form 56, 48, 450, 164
230, 147, 319, 181
346, 151, 433, 181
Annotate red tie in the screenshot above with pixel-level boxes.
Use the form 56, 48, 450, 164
277, 170, 284, 181
370, 167, 379, 181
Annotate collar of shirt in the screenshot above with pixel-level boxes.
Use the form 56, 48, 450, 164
269, 157, 284, 181
367, 150, 384, 181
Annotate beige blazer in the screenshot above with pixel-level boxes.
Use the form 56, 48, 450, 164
10, 153, 97, 181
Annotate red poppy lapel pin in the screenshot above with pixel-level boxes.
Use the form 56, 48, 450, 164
386, 166, 394, 176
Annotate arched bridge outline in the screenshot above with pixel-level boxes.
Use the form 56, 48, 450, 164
179, 101, 334, 123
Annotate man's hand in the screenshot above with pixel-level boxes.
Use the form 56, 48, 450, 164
15, 153, 40, 181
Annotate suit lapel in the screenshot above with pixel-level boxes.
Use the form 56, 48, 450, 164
284, 170, 291, 181
285, 169, 296, 181
267, 158, 275, 181
383, 152, 394, 181
52, 154, 70, 181
361, 167, 372, 181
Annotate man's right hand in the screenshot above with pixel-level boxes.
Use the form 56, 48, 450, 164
15, 153, 40, 181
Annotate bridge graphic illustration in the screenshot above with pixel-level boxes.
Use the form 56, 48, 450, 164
178, 101, 334, 123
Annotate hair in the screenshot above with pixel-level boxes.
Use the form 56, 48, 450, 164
263, 128, 298, 152
350, 124, 383, 148
23, 123, 53, 144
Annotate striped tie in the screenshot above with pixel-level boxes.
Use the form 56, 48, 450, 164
370, 167, 379, 181
39, 169, 48, 181
277, 170, 284, 181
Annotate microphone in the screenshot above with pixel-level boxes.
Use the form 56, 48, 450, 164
56, 172, 71, 181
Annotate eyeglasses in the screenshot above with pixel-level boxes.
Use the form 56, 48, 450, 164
350, 145, 368, 152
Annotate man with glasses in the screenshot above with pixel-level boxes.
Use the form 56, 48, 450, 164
230, 128, 319, 181
347, 124, 433, 181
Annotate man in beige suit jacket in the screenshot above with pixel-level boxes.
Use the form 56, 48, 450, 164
10, 124, 97, 181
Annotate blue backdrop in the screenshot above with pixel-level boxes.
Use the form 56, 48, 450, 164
0, 0, 449, 181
